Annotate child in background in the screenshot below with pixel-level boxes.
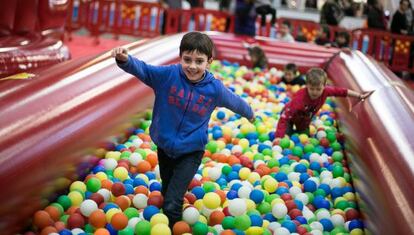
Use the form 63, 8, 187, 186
277, 20, 295, 42
275, 68, 371, 138
281, 63, 306, 85
112, 32, 255, 230
333, 31, 350, 48
247, 45, 268, 69
314, 24, 332, 46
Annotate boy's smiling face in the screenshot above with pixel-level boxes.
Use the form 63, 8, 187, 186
180, 50, 212, 83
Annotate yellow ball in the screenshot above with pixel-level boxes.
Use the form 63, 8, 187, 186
245, 199, 256, 210
105, 151, 121, 160
113, 167, 129, 181
151, 223, 171, 235
216, 140, 226, 150
95, 172, 108, 181
244, 152, 254, 160
105, 208, 121, 222
150, 213, 169, 226
239, 168, 251, 180
194, 199, 204, 211
264, 178, 277, 193
198, 215, 208, 224
256, 124, 267, 134
309, 125, 316, 136
350, 228, 364, 235
343, 192, 355, 201
68, 191, 83, 206
248, 172, 261, 184
203, 192, 221, 209
298, 134, 309, 144
246, 226, 264, 235
262, 219, 269, 228
222, 126, 232, 136
136, 174, 149, 183
239, 138, 250, 149
70, 181, 86, 193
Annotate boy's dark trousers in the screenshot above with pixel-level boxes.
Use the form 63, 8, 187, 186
157, 147, 204, 229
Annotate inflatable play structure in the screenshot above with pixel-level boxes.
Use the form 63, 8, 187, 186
1, 32, 413, 234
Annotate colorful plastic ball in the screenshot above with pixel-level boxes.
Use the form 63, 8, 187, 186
150, 223, 171, 235
320, 218, 334, 231
192, 221, 208, 235
114, 167, 130, 181
221, 216, 235, 229
228, 198, 247, 216
111, 182, 126, 196
203, 192, 221, 209
67, 213, 85, 229
182, 207, 200, 225
148, 195, 164, 209
234, 215, 251, 231
249, 189, 264, 204
274, 227, 290, 235
263, 178, 277, 193
143, 205, 160, 221
133, 194, 148, 209
86, 177, 101, 193
111, 212, 128, 230
150, 213, 169, 226
68, 191, 83, 207
304, 180, 317, 192
173, 221, 191, 235
89, 209, 107, 228
80, 199, 98, 217
135, 220, 151, 235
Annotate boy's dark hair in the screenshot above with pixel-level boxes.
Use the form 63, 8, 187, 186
306, 68, 327, 86
320, 24, 331, 39
337, 31, 350, 43
282, 20, 291, 29
179, 32, 214, 59
284, 63, 297, 72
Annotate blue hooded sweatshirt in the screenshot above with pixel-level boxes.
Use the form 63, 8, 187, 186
117, 55, 254, 158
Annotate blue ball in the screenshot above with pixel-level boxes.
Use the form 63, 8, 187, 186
290, 135, 300, 144
258, 144, 271, 152
227, 171, 240, 181
318, 183, 331, 195
133, 129, 145, 134
133, 178, 147, 187
295, 216, 307, 224
59, 229, 72, 235
226, 144, 234, 150
349, 219, 364, 230
299, 173, 310, 183
309, 162, 321, 171
248, 139, 257, 145
125, 184, 134, 195
217, 177, 228, 186
212, 129, 223, 140
249, 189, 264, 204
276, 187, 289, 195
149, 182, 162, 192
226, 190, 238, 200
281, 220, 297, 233
294, 163, 307, 173
331, 187, 343, 199
282, 149, 292, 156
191, 186, 205, 199
92, 165, 106, 174
231, 164, 242, 172
143, 205, 160, 221
263, 213, 276, 222
268, 132, 276, 141
106, 223, 118, 235
115, 144, 126, 151
275, 172, 288, 182
145, 172, 156, 180
103, 202, 119, 212
304, 180, 317, 192
230, 183, 242, 192
320, 218, 334, 231
217, 111, 226, 120
249, 214, 263, 226
278, 156, 289, 165
324, 147, 334, 155
294, 199, 304, 210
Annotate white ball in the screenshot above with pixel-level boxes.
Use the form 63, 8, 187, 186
316, 130, 326, 139
273, 227, 290, 235
272, 145, 283, 153
129, 152, 143, 166
320, 171, 333, 180
80, 199, 98, 217
345, 221, 351, 231
97, 189, 111, 202
238, 186, 252, 199
302, 208, 315, 220
288, 172, 300, 182
208, 167, 222, 181
289, 186, 302, 197
104, 158, 118, 170
71, 228, 85, 235
182, 207, 200, 225
331, 214, 345, 227
213, 224, 224, 234
267, 222, 281, 231
221, 148, 231, 156
128, 217, 141, 229
295, 193, 309, 205
154, 165, 160, 180
309, 153, 321, 163
228, 198, 247, 216
231, 145, 243, 154
310, 230, 323, 235
316, 209, 330, 220
132, 138, 144, 147
310, 221, 324, 231
272, 203, 287, 219
253, 160, 266, 169
133, 194, 148, 209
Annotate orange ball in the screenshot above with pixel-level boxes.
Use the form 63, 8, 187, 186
134, 185, 149, 195
33, 210, 53, 229
54, 221, 66, 231
114, 195, 131, 211
209, 210, 225, 226
221, 229, 236, 235
94, 228, 110, 235
146, 153, 158, 168
89, 210, 107, 228
101, 179, 113, 190
44, 205, 61, 221
173, 221, 191, 235
110, 212, 128, 230
137, 161, 152, 173
40, 226, 57, 235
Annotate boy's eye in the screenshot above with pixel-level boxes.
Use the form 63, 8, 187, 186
196, 60, 204, 64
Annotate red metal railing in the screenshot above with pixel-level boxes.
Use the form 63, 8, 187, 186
65, 0, 414, 73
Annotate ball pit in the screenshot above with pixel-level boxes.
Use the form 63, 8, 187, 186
24, 60, 369, 235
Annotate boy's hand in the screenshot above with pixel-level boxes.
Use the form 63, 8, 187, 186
112, 47, 129, 63
359, 91, 373, 101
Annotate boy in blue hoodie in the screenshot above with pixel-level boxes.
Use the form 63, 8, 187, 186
112, 32, 255, 229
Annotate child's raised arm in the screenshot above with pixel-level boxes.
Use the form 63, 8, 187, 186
347, 90, 372, 101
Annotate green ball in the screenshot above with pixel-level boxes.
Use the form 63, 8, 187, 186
57, 195, 71, 210
263, 229, 272, 235
332, 151, 344, 162
314, 189, 326, 197
265, 194, 279, 204
60, 214, 69, 224
236, 133, 245, 139
267, 158, 279, 168
331, 142, 342, 151
303, 144, 315, 153
124, 207, 139, 219
120, 151, 131, 159
332, 165, 344, 178
206, 141, 218, 153
86, 178, 101, 193
234, 215, 251, 231
257, 202, 272, 214
203, 182, 216, 193
344, 173, 351, 182
253, 153, 264, 161
135, 148, 147, 158
292, 146, 303, 157
84, 223, 94, 233
118, 227, 134, 235
140, 120, 151, 130
222, 165, 232, 175
279, 137, 290, 149
193, 222, 209, 235
335, 200, 350, 210
135, 220, 151, 235
326, 132, 336, 143
222, 216, 235, 229
262, 148, 272, 156
330, 226, 347, 234
259, 133, 269, 142
305, 192, 314, 203
50, 203, 64, 215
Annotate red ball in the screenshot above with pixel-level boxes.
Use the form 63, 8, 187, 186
285, 200, 297, 211
184, 193, 197, 204
280, 194, 293, 201
289, 208, 302, 219
111, 182, 126, 196
147, 195, 164, 208
89, 193, 105, 205
223, 207, 231, 216
188, 179, 201, 190
345, 208, 360, 220
296, 226, 308, 235
67, 213, 85, 229
319, 138, 330, 148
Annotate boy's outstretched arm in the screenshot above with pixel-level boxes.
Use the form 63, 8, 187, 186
347, 90, 372, 101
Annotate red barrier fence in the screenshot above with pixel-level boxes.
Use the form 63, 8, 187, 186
65, 0, 414, 73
